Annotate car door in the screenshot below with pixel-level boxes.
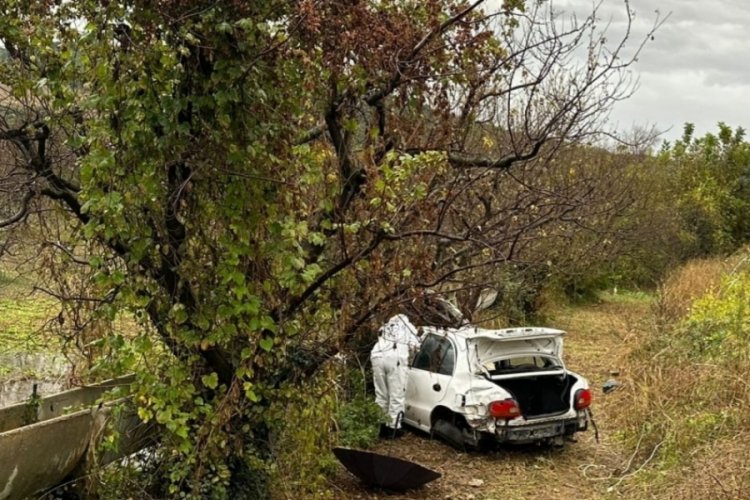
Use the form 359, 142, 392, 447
404, 334, 456, 431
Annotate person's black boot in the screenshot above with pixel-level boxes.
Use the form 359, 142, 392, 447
379, 423, 395, 439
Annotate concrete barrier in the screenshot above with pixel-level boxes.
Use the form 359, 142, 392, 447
0, 375, 134, 434
0, 376, 150, 500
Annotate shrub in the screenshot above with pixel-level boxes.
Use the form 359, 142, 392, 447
266, 363, 339, 499
334, 365, 384, 450
683, 270, 750, 356
654, 257, 735, 324
618, 251, 750, 496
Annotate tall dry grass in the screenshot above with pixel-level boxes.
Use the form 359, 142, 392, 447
614, 250, 750, 498
653, 255, 742, 324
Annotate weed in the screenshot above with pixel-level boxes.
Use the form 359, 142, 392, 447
334, 367, 384, 450
618, 250, 750, 497
21, 384, 41, 425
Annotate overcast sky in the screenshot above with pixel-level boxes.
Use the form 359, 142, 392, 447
551, 0, 750, 142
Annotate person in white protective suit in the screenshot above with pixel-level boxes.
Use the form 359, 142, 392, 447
370, 314, 421, 438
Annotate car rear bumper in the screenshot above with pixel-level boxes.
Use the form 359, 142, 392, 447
494, 416, 587, 443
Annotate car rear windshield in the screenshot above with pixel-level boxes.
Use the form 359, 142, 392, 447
482, 355, 561, 375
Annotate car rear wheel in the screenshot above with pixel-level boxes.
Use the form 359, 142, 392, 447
432, 416, 466, 450
431, 411, 486, 451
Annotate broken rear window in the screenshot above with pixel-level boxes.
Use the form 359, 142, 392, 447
482, 356, 561, 375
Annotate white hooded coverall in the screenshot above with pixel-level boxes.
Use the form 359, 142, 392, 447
370, 314, 420, 429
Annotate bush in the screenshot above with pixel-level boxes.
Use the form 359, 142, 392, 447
334, 365, 384, 450
654, 256, 737, 324
681, 263, 750, 356
266, 363, 339, 499
618, 251, 750, 496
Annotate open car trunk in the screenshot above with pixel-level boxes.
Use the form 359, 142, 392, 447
469, 330, 578, 418
492, 374, 577, 418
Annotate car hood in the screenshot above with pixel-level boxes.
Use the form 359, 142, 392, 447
465, 327, 565, 363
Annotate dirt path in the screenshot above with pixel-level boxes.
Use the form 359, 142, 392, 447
331, 293, 654, 499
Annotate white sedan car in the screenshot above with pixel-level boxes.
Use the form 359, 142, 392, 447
403, 325, 592, 449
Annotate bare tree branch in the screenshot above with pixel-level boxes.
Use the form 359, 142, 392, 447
0, 189, 33, 228
365, 0, 487, 106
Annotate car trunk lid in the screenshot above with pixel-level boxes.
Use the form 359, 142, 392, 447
466, 327, 565, 363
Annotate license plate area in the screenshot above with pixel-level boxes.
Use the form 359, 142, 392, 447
507, 422, 564, 440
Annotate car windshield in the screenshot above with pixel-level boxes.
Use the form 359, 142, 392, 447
482, 355, 562, 375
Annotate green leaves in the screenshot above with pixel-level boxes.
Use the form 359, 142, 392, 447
259, 337, 274, 352
682, 268, 750, 357
170, 303, 188, 325
201, 372, 219, 390
0, 0, 599, 495
664, 123, 750, 256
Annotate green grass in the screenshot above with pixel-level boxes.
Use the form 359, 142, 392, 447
0, 263, 62, 381
0, 298, 57, 352
597, 289, 654, 304
0, 296, 62, 379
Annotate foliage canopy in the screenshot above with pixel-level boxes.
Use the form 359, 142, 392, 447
0, 0, 663, 494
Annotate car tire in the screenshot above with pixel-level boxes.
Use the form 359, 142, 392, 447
432, 416, 466, 451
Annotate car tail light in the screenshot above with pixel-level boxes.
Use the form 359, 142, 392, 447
489, 399, 520, 419
574, 388, 592, 410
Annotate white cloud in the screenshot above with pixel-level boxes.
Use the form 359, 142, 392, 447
551, 0, 750, 139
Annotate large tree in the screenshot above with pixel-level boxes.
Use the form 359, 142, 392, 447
659, 123, 750, 256
0, 0, 660, 494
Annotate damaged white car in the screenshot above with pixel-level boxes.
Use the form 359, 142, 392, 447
403, 325, 592, 449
